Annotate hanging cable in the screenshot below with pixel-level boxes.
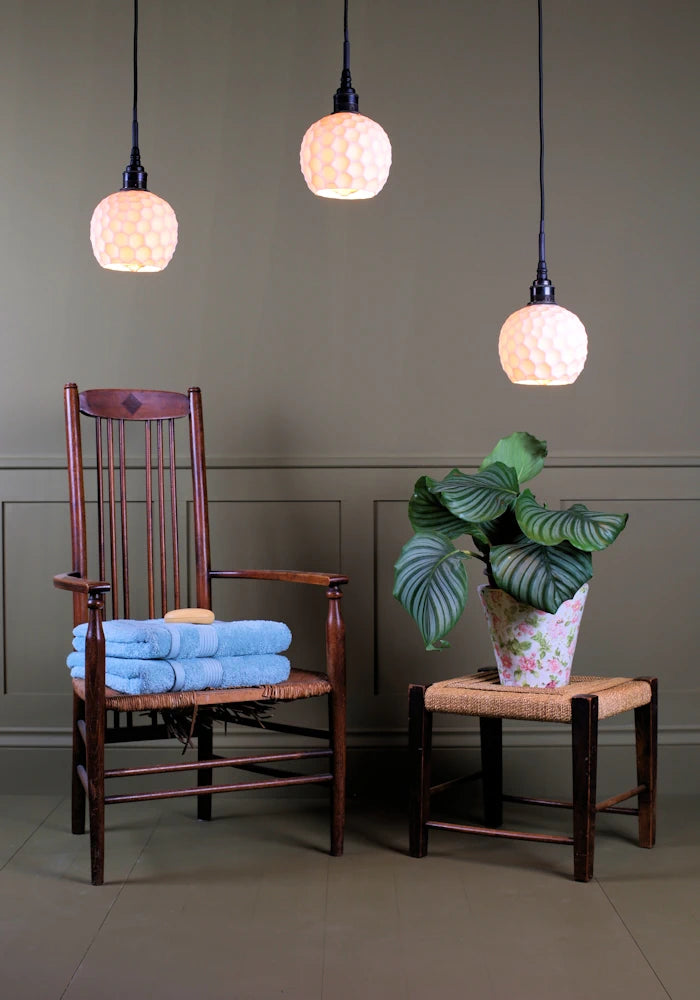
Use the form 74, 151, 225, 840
529, 0, 553, 300
336, 0, 357, 109
131, 0, 139, 154
537, 0, 546, 275
343, 0, 350, 73
124, 0, 145, 186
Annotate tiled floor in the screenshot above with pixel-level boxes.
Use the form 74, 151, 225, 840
0, 793, 698, 999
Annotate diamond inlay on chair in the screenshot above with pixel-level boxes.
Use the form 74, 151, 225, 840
121, 393, 143, 415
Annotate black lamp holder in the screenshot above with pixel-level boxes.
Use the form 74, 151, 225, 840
333, 0, 359, 113
122, 0, 148, 191
529, 0, 555, 304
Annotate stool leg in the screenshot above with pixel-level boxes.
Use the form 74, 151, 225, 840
572, 695, 598, 882
634, 677, 658, 848
408, 685, 432, 858
480, 717, 503, 827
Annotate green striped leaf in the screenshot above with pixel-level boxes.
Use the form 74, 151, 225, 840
490, 535, 592, 614
429, 462, 520, 522
409, 476, 497, 547
479, 432, 548, 484
408, 477, 472, 539
515, 490, 629, 552
393, 531, 470, 650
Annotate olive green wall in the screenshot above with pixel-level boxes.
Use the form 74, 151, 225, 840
0, 1, 697, 791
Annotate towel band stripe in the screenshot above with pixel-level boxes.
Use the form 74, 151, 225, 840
170, 660, 186, 691
197, 629, 219, 657
164, 624, 181, 659
199, 658, 224, 688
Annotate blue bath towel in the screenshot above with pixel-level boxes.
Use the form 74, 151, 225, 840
66, 651, 291, 696
72, 618, 291, 660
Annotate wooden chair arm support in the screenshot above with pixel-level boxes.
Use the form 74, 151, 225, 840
53, 572, 111, 595
210, 569, 349, 588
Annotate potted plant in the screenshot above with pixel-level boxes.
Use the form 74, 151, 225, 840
393, 432, 628, 687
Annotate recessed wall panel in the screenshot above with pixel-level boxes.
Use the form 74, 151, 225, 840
4, 503, 72, 694
565, 498, 699, 705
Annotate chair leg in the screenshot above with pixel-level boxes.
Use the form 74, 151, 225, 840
72, 692, 86, 835
328, 689, 346, 856
408, 685, 432, 858
635, 677, 658, 848
571, 695, 598, 882
197, 713, 213, 821
85, 704, 105, 886
480, 716, 503, 827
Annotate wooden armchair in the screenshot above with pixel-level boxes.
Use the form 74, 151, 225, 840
54, 384, 347, 885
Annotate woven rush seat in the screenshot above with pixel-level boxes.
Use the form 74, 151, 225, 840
409, 669, 658, 881
425, 670, 652, 722
72, 669, 332, 712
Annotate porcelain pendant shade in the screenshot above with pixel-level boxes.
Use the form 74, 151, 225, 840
90, 189, 178, 272
300, 111, 392, 199
498, 302, 588, 385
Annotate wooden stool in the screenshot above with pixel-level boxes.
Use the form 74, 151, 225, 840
408, 670, 657, 881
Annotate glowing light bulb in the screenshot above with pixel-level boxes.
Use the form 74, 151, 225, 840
300, 111, 391, 200
90, 188, 178, 273
499, 303, 587, 385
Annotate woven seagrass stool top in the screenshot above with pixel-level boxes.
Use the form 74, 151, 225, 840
424, 670, 652, 723
72, 668, 332, 712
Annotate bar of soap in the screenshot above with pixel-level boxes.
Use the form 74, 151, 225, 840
164, 608, 215, 625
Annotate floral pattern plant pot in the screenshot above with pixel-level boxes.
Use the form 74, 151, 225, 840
478, 583, 589, 688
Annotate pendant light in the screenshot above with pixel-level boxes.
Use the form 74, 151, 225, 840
90, 0, 178, 272
498, 0, 587, 385
300, 0, 391, 200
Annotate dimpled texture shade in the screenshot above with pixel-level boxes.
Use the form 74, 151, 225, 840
90, 189, 178, 272
499, 303, 588, 385
300, 111, 391, 199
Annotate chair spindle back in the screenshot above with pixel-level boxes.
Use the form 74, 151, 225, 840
64, 384, 211, 626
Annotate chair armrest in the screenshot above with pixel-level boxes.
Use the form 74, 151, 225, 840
53, 572, 111, 595
209, 569, 348, 588
212, 570, 347, 692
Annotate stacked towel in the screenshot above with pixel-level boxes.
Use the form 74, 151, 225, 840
72, 618, 291, 659
67, 652, 291, 696
68, 617, 292, 695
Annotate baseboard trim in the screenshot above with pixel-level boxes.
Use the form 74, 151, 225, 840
0, 724, 697, 750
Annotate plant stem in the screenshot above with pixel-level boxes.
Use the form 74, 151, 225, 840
460, 547, 498, 586
459, 549, 487, 562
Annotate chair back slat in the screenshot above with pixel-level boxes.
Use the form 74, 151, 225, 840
156, 420, 168, 615
145, 421, 155, 618
95, 419, 106, 584
63, 384, 212, 627
106, 418, 119, 620
118, 419, 130, 619
169, 419, 181, 608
